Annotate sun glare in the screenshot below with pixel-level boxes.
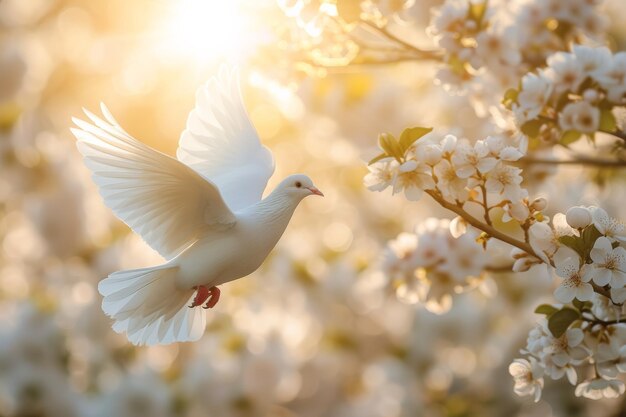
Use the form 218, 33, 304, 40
158, 0, 250, 64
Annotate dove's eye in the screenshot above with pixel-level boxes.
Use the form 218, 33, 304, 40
295, 181, 302, 188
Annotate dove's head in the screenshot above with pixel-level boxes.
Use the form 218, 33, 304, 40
276, 174, 323, 200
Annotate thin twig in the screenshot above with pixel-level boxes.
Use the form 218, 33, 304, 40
361, 21, 443, 61
424, 190, 619, 300
519, 156, 626, 168
485, 263, 514, 273
479, 184, 492, 225
425, 190, 541, 260
581, 315, 622, 326
601, 128, 626, 141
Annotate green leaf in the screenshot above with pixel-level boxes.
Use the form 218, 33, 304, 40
336, 0, 362, 24
558, 235, 586, 259
555, 92, 570, 112
0, 102, 21, 132
535, 304, 558, 316
448, 54, 468, 77
548, 307, 580, 338
599, 109, 617, 132
520, 119, 543, 138
578, 77, 593, 93
581, 225, 602, 247
469, 1, 488, 24
572, 298, 592, 311
399, 127, 433, 153
578, 225, 602, 261
560, 130, 582, 146
502, 88, 519, 109
552, 20, 573, 38
368, 153, 388, 165
378, 133, 403, 161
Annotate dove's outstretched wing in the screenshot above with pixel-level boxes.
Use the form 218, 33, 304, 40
71, 105, 236, 260
176, 67, 275, 212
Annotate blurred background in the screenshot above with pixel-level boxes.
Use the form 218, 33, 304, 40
1, 0, 626, 416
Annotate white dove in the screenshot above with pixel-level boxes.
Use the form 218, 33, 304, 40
71, 67, 323, 346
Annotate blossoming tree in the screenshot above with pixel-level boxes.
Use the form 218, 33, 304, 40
277, 0, 626, 403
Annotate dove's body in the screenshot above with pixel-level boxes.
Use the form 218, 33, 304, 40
175, 191, 298, 289
71, 68, 322, 345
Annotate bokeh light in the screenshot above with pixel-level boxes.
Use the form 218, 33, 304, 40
1, 0, 626, 416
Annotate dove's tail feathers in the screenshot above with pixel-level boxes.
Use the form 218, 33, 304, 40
98, 265, 206, 346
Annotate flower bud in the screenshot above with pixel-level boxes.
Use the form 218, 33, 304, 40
510, 248, 528, 260
421, 144, 442, 166
565, 206, 592, 229
530, 197, 547, 212
450, 216, 467, 238
512, 257, 533, 272
464, 20, 477, 31
399, 159, 418, 172
458, 48, 472, 62
507, 202, 530, 222
583, 89, 599, 102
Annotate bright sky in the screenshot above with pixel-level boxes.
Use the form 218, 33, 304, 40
156, 0, 253, 65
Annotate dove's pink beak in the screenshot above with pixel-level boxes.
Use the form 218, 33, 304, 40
307, 187, 324, 197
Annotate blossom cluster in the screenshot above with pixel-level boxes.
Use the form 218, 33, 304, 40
427, 0, 519, 88
366, 126, 626, 401
381, 218, 490, 313
274, 0, 415, 69
510, 205, 626, 401
511, 314, 626, 402
506, 45, 626, 146
365, 129, 527, 208
428, 0, 607, 88
530, 206, 626, 303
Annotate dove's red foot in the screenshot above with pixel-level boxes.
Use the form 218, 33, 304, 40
188, 285, 221, 308
189, 285, 210, 308
203, 287, 220, 309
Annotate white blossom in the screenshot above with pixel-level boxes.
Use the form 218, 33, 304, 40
433, 159, 468, 201
596, 343, 626, 379
545, 51, 585, 93
481, 135, 524, 161
474, 26, 520, 68
381, 232, 419, 277
544, 328, 588, 369
572, 45, 612, 80
554, 257, 593, 303
441, 232, 488, 283
509, 358, 544, 402
365, 159, 398, 192
585, 236, 626, 287
530, 214, 575, 262
590, 207, 626, 242
484, 163, 526, 201
575, 378, 625, 400
597, 52, 626, 102
515, 72, 553, 122
558, 101, 600, 134
452, 141, 498, 178
392, 160, 435, 201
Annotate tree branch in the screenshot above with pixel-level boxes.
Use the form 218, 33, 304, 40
361, 21, 443, 62
519, 156, 626, 168
485, 263, 514, 273
601, 128, 626, 142
424, 190, 619, 300
425, 190, 542, 260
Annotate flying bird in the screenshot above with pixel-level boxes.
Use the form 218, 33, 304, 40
71, 68, 323, 346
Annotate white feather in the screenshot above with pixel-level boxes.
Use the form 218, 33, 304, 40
72, 68, 319, 346
71, 107, 236, 260
176, 66, 275, 212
